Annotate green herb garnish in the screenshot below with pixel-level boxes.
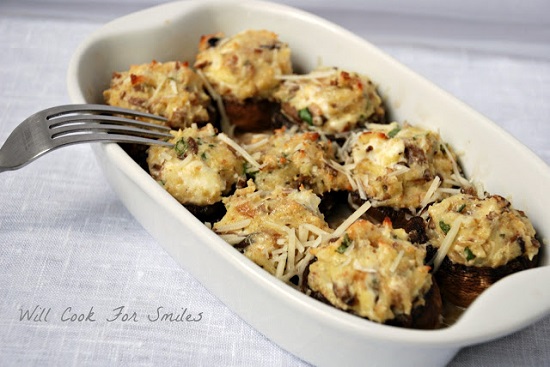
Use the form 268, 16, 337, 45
464, 247, 476, 261
298, 107, 313, 125
174, 138, 189, 158
439, 220, 451, 234
457, 204, 466, 213
387, 126, 401, 138
336, 234, 352, 254
243, 162, 257, 178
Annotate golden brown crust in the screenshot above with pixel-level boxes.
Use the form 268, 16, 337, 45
347, 122, 458, 210
243, 128, 352, 195
273, 67, 386, 134
306, 220, 434, 325
109, 28, 542, 330
147, 124, 246, 206
194, 29, 292, 101
427, 194, 540, 268
307, 264, 442, 329
103, 60, 212, 129
213, 181, 331, 282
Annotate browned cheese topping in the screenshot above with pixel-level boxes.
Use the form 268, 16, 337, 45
103, 60, 212, 129
347, 122, 457, 210
426, 194, 540, 268
213, 181, 332, 284
194, 30, 292, 102
147, 124, 245, 206
273, 66, 385, 133
242, 128, 351, 194
103, 28, 543, 328
307, 219, 432, 323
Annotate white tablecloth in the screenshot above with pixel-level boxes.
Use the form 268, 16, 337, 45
1, 1, 549, 366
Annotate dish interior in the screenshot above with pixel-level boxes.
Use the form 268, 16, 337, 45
75, 0, 550, 238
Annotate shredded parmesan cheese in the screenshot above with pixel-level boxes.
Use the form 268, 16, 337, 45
442, 142, 473, 191
389, 250, 405, 273
218, 133, 261, 170
386, 165, 410, 177
474, 180, 486, 199
196, 69, 232, 135
243, 137, 270, 151
150, 76, 168, 101
331, 200, 372, 239
433, 216, 464, 272
437, 187, 462, 195
218, 234, 248, 245
215, 219, 252, 232
353, 259, 377, 273
275, 252, 288, 278
299, 223, 331, 238
327, 159, 363, 198
419, 175, 441, 210
286, 228, 297, 272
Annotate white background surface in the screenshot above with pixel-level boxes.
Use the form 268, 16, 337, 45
1, 0, 549, 366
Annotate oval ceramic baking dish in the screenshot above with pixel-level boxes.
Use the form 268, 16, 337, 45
67, 1, 550, 366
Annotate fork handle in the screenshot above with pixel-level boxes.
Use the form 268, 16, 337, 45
0, 150, 8, 172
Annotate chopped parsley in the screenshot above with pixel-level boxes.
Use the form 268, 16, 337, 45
174, 138, 189, 158
298, 107, 313, 125
464, 247, 476, 261
387, 126, 401, 138
336, 234, 352, 254
439, 220, 451, 235
457, 204, 466, 213
243, 162, 257, 178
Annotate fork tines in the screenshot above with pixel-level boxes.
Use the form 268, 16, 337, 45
45, 104, 174, 146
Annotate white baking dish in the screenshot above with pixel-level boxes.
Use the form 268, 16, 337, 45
66, 1, 550, 366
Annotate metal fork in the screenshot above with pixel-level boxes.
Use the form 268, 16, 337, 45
0, 104, 174, 172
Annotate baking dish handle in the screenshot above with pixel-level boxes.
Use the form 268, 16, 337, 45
451, 265, 550, 341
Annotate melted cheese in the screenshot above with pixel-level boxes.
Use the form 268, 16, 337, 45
103, 60, 211, 129
273, 66, 385, 133
308, 219, 432, 323
147, 124, 245, 206
427, 194, 540, 268
213, 181, 332, 285
110, 29, 543, 330
217, 133, 261, 170
348, 122, 457, 210
194, 30, 292, 101
243, 128, 351, 195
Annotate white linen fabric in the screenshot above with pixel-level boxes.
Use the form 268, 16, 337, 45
0, 1, 549, 366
